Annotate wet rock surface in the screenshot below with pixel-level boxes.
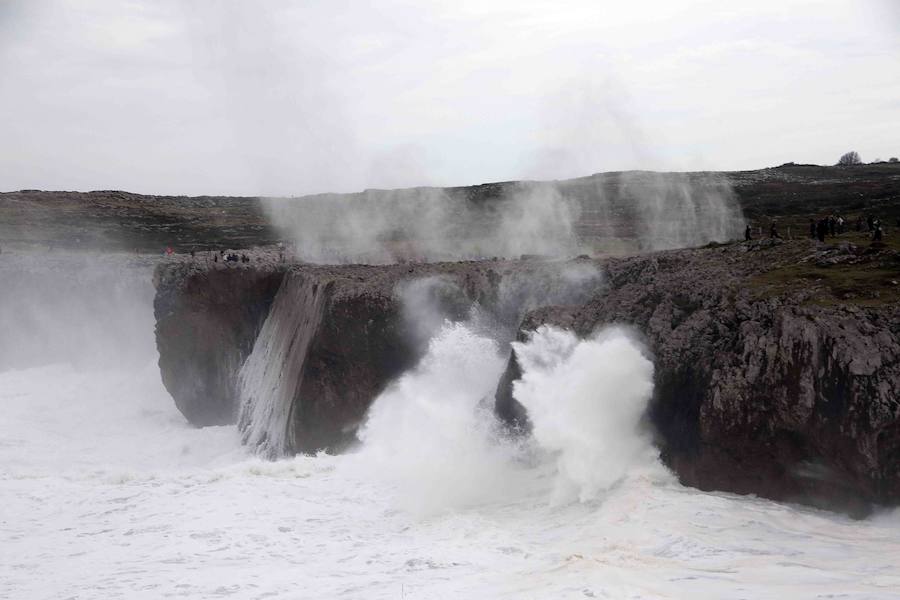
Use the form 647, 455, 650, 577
153, 259, 286, 425
153, 238, 900, 513
153, 237, 900, 514
497, 239, 900, 515
154, 256, 601, 452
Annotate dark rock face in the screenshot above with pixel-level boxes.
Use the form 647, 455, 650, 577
279, 276, 421, 454
156, 257, 602, 453
153, 262, 286, 426
237, 267, 425, 456
154, 238, 900, 514
497, 240, 900, 515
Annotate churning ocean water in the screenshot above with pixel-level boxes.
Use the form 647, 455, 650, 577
3, 329, 900, 599
2, 252, 899, 599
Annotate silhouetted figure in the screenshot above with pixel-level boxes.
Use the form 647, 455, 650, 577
867, 215, 874, 232
816, 219, 827, 243
828, 217, 836, 237
214, 254, 218, 263
809, 219, 816, 239
873, 225, 883, 242
745, 225, 752, 241
769, 223, 781, 239
856, 216, 864, 232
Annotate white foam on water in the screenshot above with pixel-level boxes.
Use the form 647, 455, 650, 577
3, 331, 900, 598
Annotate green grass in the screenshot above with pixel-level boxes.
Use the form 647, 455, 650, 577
750, 233, 900, 307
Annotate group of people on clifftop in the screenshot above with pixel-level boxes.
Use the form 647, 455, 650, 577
744, 213, 891, 244
211, 251, 250, 263
744, 222, 786, 240
164, 247, 290, 263
808, 214, 886, 243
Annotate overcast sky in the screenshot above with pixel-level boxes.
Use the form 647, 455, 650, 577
1, 0, 898, 196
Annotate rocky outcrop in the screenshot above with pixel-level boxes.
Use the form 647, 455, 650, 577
153, 237, 900, 514
153, 261, 286, 425
496, 239, 900, 515
155, 257, 601, 453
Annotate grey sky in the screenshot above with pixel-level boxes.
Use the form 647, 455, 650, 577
1, 0, 898, 196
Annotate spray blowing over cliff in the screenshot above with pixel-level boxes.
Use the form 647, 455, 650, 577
0, 252, 159, 373
262, 172, 744, 264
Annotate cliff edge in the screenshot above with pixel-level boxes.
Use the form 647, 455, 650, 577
497, 236, 900, 514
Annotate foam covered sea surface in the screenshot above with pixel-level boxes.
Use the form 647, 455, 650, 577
3, 363, 900, 599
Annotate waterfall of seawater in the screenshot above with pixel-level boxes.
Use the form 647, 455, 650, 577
237, 275, 327, 457
512, 325, 662, 502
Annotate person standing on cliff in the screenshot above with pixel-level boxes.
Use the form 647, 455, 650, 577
745, 224, 752, 241
769, 222, 781, 239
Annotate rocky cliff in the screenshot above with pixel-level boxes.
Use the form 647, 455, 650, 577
496, 237, 900, 515
153, 260, 286, 425
154, 256, 601, 453
153, 233, 900, 515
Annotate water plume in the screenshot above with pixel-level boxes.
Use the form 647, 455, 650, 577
350, 322, 523, 515
262, 182, 583, 264
263, 171, 744, 263
619, 171, 744, 250
512, 325, 660, 503
349, 319, 662, 514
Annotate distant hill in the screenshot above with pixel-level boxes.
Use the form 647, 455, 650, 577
2, 164, 898, 252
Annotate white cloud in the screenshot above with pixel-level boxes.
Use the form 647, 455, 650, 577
0, 0, 897, 195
